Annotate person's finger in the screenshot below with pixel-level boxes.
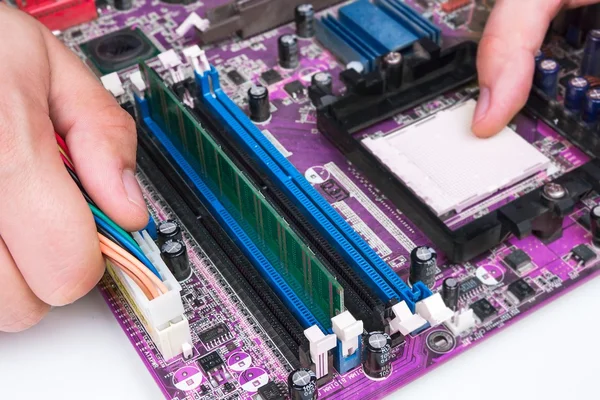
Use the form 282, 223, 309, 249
472, 0, 598, 138
0, 237, 49, 332
42, 29, 148, 232
0, 85, 104, 306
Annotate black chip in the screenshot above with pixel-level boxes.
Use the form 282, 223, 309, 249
71, 30, 83, 38
80, 28, 159, 75
284, 80, 305, 98
257, 381, 286, 400
227, 70, 246, 85
224, 382, 235, 392
507, 279, 535, 302
572, 244, 597, 263
199, 323, 230, 344
504, 249, 532, 273
549, 142, 566, 155
199, 351, 224, 372
470, 298, 497, 322
226, 342, 238, 352
459, 277, 481, 296
261, 69, 283, 85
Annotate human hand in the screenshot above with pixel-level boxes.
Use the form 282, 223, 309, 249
472, 0, 599, 137
0, 6, 148, 332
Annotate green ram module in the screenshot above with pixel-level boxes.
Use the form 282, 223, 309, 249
141, 64, 343, 326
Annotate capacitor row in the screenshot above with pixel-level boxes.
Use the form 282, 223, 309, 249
534, 29, 600, 125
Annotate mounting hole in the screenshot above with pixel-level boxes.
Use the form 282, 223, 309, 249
426, 330, 456, 354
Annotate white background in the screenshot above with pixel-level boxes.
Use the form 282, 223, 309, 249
0, 277, 598, 400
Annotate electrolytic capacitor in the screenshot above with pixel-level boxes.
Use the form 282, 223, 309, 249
442, 278, 460, 311
564, 76, 590, 112
113, 0, 133, 10
383, 51, 403, 90
160, 240, 191, 281
534, 59, 560, 98
590, 206, 600, 248
248, 85, 271, 123
362, 332, 392, 380
295, 4, 316, 38
581, 29, 600, 77
583, 87, 600, 124
311, 71, 333, 94
157, 220, 182, 248
409, 246, 438, 289
279, 34, 300, 69
287, 368, 318, 400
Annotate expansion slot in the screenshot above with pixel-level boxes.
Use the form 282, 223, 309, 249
190, 98, 387, 331
193, 64, 431, 310
136, 137, 303, 366
138, 64, 335, 330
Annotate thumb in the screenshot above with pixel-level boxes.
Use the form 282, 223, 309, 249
472, 0, 565, 138
43, 29, 148, 231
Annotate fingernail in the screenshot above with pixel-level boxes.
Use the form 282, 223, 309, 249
122, 169, 146, 210
474, 86, 490, 123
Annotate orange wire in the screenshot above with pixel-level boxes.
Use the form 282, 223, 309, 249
98, 233, 168, 294
110, 259, 154, 300
100, 243, 160, 299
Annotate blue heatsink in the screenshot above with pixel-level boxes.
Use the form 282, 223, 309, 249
316, 0, 441, 72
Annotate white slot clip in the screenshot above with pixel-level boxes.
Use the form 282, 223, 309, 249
176, 12, 210, 37
415, 293, 453, 326
101, 72, 125, 97
331, 311, 363, 357
389, 301, 427, 336
304, 325, 337, 379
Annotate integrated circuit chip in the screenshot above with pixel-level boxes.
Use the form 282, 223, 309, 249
470, 298, 497, 322
459, 277, 481, 297
256, 381, 286, 400
198, 323, 233, 348
261, 69, 283, 85
361, 100, 551, 216
572, 244, 597, 264
199, 351, 224, 372
504, 249, 534, 274
507, 279, 536, 303
227, 70, 246, 85
284, 80, 305, 98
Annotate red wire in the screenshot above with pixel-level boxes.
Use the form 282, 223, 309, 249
54, 132, 71, 157
59, 151, 75, 171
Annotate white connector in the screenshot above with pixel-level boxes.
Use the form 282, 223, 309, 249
331, 311, 363, 357
106, 231, 192, 360
176, 12, 210, 37
100, 72, 125, 97
444, 309, 476, 336
304, 325, 337, 379
184, 45, 210, 75
415, 293, 453, 326
389, 301, 428, 336
129, 70, 147, 94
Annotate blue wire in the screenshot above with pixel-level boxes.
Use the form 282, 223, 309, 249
94, 216, 163, 280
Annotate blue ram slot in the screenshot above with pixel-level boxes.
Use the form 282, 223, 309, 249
196, 67, 433, 309
137, 96, 324, 331
375, 0, 441, 44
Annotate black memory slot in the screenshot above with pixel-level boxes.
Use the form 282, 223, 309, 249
136, 123, 305, 367
190, 100, 387, 331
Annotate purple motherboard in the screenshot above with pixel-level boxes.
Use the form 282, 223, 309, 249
52, 0, 600, 399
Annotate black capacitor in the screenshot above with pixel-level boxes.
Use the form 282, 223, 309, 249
295, 4, 316, 38
581, 29, 600, 77
113, 0, 133, 10
311, 71, 333, 94
248, 85, 271, 123
157, 220, 182, 248
533, 183, 568, 241
160, 240, 191, 281
409, 246, 437, 289
383, 51, 403, 90
362, 332, 392, 379
590, 206, 600, 247
442, 278, 460, 311
287, 368, 318, 400
279, 34, 300, 69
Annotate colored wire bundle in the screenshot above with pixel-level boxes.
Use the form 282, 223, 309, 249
55, 133, 164, 300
